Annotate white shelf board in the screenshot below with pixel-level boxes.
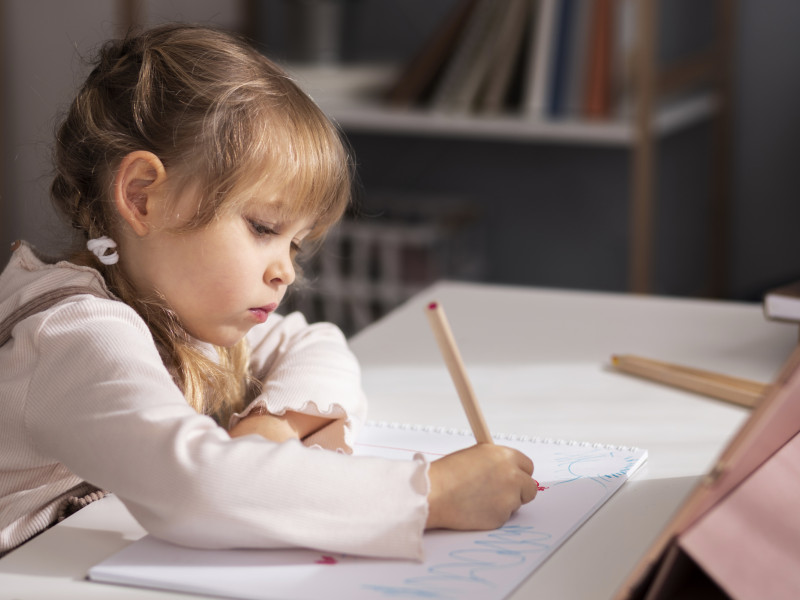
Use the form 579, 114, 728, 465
285, 63, 719, 147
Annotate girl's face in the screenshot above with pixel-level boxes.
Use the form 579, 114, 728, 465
126, 186, 314, 347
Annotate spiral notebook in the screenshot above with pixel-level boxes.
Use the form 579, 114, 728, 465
88, 422, 647, 600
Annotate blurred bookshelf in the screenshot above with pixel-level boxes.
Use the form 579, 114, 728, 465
280, 0, 734, 297
287, 63, 719, 147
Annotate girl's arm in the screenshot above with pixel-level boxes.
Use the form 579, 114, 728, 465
233, 312, 367, 450
23, 298, 427, 559
228, 411, 330, 442
22, 298, 535, 557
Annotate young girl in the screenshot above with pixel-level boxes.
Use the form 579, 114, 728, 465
0, 24, 536, 558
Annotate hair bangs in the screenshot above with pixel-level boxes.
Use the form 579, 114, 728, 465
198, 83, 352, 242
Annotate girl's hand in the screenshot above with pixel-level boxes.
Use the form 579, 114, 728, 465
426, 444, 537, 530
229, 411, 332, 443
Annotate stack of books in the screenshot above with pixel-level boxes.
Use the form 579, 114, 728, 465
384, 0, 635, 120
764, 280, 800, 325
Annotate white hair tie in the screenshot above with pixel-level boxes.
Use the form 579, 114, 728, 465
86, 236, 119, 265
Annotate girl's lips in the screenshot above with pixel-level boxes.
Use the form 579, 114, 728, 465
248, 303, 278, 323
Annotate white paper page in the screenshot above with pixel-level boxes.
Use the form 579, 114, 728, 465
89, 423, 646, 600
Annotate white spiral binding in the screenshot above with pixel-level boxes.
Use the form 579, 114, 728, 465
366, 420, 642, 453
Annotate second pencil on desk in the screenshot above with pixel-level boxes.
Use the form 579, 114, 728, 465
610, 354, 770, 409
425, 301, 494, 444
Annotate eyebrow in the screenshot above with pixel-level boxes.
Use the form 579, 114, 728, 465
245, 202, 317, 233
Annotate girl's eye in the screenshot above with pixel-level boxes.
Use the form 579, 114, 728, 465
248, 219, 275, 237
247, 217, 304, 255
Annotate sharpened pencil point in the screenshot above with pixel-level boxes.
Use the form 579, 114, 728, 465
428, 302, 438, 310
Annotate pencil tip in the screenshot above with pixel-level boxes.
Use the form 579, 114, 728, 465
428, 302, 438, 310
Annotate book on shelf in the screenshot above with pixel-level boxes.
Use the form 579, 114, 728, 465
546, 0, 575, 117
612, 0, 637, 118
764, 280, 800, 323
523, 0, 559, 118
563, 0, 594, 116
443, 0, 514, 112
475, 0, 531, 113
385, 0, 636, 121
383, 0, 478, 108
582, 0, 615, 119
428, 0, 499, 111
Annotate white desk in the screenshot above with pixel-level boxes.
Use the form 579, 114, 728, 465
1, 281, 796, 600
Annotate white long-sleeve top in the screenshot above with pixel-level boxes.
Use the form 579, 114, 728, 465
0, 243, 428, 558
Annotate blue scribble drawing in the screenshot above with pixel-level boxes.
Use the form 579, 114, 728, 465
549, 449, 642, 489
354, 426, 647, 600
364, 526, 552, 599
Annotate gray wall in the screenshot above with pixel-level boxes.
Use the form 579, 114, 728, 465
1, 1, 116, 259
0, 0, 241, 259
730, 0, 800, 299
2, 1, 799, 301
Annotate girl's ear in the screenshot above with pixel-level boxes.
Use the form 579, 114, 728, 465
113, 151, 167, 237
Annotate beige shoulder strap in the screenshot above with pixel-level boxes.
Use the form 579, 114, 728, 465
0, 285, 108, 346
0, 284, 113, 534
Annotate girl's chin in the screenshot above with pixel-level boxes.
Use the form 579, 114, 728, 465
187, 326, 248, 348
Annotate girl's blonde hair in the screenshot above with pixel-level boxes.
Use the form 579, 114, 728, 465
50, 24, 353, 424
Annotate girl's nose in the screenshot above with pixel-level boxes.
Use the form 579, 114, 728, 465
265, 249, 296, 286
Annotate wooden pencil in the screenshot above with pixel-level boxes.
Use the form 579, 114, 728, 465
610, 354, 770, 409
425, 301, 493, 443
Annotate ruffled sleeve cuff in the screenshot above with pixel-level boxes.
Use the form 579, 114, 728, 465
398, 453, 431, 560
228, 391, 367, 453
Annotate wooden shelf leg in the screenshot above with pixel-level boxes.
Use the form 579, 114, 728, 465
117, 0, 143, 35
630, 0, 658, 294
709, 0, 735, 298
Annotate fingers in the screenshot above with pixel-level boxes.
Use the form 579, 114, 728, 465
520, 474, 538, 504
511, 448, 536, 504
426, 443, 539, 531
501, 447, 537, 506
489, 448, 538, 522
513, 448, 534, 476
491, 444, 534, 473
